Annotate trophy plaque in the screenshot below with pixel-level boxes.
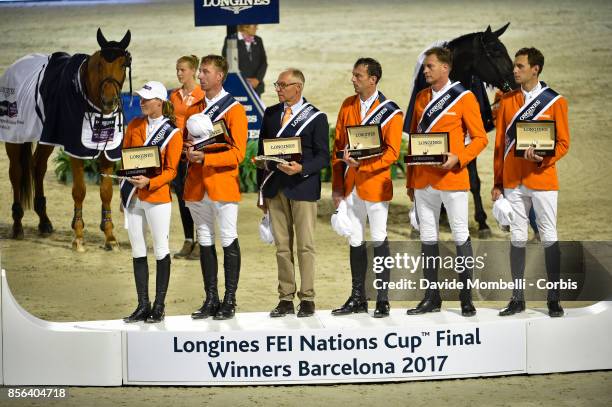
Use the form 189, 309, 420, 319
514, 120, 556, 157
335, 124, 383, 160
254, 137, 303, 167
193, 119, 231, 152
117, 145, 161, 177
404, 132, 449, 165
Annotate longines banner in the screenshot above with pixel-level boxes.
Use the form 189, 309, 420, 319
193, 0, 280, 26
126, 322, 525, 383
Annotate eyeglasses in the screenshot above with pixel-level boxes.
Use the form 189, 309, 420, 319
273, 82, 299, 90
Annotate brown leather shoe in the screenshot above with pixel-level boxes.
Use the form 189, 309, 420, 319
297, 300, 315, 318
186, 243, 200, 260
270, 300, 294, 317
173, 240, 194, 259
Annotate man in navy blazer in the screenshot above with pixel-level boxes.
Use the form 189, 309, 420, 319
257, 68, 329, 318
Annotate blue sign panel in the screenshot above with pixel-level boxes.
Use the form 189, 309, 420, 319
193, 0, 279, 27
120, 72, 264, 139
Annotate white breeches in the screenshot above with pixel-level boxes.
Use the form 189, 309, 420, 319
415, 185, 469, 245
187, 193, 238, 248
346, 188, 389, 247
504, 185, 558, 247
125, 198, 171, 260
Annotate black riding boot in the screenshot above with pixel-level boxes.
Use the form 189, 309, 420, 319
214, 239, 241, 320
332, 243, 368, 315
373, 239, 391, 318
191, 245, 220, 319
123, 257, 150, 323
545, 242, 564, 317
457, 238, 476, 317
499, 244, 526, 316
146, 254, 171, 323
407, 243, 441, 315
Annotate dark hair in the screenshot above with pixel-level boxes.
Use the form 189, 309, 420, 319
515, 47, 545, 75
424, 47, 453, 69
200, 54, 229, 82
354, 57, 382, 84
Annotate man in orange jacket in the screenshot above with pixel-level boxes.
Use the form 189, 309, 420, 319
331, 57, 403, 318
183, 55, 248, 320
406, 47, 488, 317
492, 47, 570, 317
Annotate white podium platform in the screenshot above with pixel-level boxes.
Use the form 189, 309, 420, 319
1, 269, 611, 386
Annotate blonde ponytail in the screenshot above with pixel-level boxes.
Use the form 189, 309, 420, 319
162, 100, 176, 124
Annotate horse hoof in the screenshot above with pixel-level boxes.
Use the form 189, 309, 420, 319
72, 238, 86, 253
104, 240, 120, 251
38, 221, 54, 237
11, 225, 24, 240
478, 228, 492, 239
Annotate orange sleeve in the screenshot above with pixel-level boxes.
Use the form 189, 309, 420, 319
539, 97, 570, 168
202, 104, 248, 169
148, 129, 182, 191
331, 107, 347, 194
122, 119, 139, 149
493, 98, 506, 189
358, 112, 403, 173
456, 93, 488, 168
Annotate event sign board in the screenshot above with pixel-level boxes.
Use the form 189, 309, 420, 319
193, 0, 280, 26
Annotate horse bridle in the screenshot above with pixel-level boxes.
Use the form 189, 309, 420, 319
476, 34, 512, 92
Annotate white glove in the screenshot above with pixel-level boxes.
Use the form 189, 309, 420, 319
258, 212, 274, 244
493, 195, 515, 227
331, 200, 352, 237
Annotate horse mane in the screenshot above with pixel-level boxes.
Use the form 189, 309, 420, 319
446, 31, 479, 48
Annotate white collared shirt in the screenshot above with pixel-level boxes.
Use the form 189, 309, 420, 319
146, 115, 165, 137
205, 87, 228, 107
431, 79, 452, 100
360, 90, 379, 120
282, 97, 305, 123
521, 81, 542, 105
237, 31, 252, 52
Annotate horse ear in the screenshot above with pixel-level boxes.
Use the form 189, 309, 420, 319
97, 28, 109, 49
494, 22, 510, 37
118, 30, 131, 50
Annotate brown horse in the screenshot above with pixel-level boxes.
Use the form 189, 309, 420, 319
4, 28, 131, 252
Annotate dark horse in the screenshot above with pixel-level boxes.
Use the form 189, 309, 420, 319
3, 28, 131, 251
405, 23, 517, 237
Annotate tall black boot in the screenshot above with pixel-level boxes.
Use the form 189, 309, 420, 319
332, 243, 368, 315
499, 244, 526, 316
191, 245, 220, 319
123, 257, 150, 323
457, 238, 476, 317
545, 242, 564, 317
373, 239, 391, 318
407, 243, 441, 315
146, 254, 170, 323
214, 239, 241, 320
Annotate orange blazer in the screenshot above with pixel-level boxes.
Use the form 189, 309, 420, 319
183, 101, 248, 203
331, 95, 403, 202
122, 116, 183, 203
493, 88, 570, 191
406, 88, 488, 191
169, 85, 205, 133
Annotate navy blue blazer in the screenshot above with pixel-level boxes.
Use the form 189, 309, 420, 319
257, 101, 329, 201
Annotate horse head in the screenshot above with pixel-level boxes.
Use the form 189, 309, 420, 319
449, 23, 517, 92
84, 28, 132, 114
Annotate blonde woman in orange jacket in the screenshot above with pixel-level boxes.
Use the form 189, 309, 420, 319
122, 81, 183, 324
170, 55, 205, 260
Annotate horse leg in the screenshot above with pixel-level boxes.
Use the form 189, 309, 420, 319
32, 143, 55, 236
99, 155, 119, 251
467, 158, 491, 238
70, 157, 87, 252
5, 142, 32, 239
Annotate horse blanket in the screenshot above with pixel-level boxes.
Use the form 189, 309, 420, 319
0, 52, 123, 161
